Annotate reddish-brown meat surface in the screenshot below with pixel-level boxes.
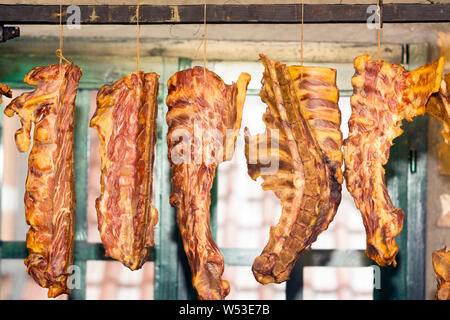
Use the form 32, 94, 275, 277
0, 84, 12, 104
245, 54, 343, 284
432, 247, 450, 300
4, 63, 82, 297
166, 67, 250, 300
344, 55, 444, 266
426, 72, 450, 144
90, 72, 159, 270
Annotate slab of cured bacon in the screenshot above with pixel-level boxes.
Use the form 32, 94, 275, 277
4, 63, 82, 297
245, 54, 343, 284
166, 66, 250, 300
426, 72, 450, 144
0, 84, 12, 104
344, 54, 444, 267
432, 247, 450, 300
90, 71, 159, 270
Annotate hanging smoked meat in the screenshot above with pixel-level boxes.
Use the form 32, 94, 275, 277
343, 54, 444, 267
90, 71, 159, 270
0, 84, 12, 104
4, 63, 82, 298
432, 247, 450, 300
426, 72, 450, 144
166, 66, 250, 300
245, 54, 343, 284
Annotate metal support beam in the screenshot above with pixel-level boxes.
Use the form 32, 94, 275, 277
0, 4, 449, 25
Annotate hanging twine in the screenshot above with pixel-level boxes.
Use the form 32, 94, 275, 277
136, 2, 143, 73
300, 3, 304, 66
56, 5, 70, 64
55, 4, 70, 72
136, 1, 155, 73
203, 3, 207, 76
55, 3, 71, 91
194, 4, 207, 78
377, 0, 383, 62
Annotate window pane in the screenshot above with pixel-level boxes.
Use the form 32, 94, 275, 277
86, 261, 154, 300
0, 259, 67, 300
217, 94, 280, 249
1, 90, 31, 241
192, 60, 265, 91
303, 267, 373, 300
223, 266, 285, 300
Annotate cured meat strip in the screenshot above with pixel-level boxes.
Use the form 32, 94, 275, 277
432, 247, 450, 300
4, 63, 82, 297
0, 84, 12, 104
426, 72, 450, 144
90, 71, 159, 270
166, 67, 250, 300
245, 54, 342, 284
344, 54, 444, 266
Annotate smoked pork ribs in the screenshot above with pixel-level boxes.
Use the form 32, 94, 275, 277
432, 247, 450, 300
426, 72, 450, 144
344, 54, 444, 267
0, 84, 12, 104
90, 72, 159, 270
245, 54, 343, 284
4, 63, 82, 297
166, 66, 250, 300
